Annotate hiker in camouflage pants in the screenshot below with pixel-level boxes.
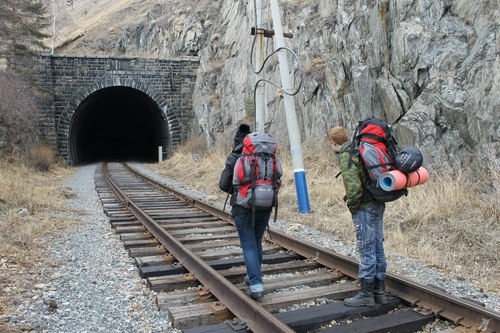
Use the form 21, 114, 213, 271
328, 126, 388, 307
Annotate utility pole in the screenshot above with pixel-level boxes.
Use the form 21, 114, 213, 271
268, 0, 310, 213
254, 0, 266, 132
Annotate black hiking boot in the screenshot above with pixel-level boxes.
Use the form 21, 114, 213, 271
374, 278, 388, 304
344, 279, 375, 307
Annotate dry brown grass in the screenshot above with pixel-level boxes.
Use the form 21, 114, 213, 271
148, 139, 500, 294
51, 0, 220, 56
27, 144, 61, 172
0, 158, 79, 315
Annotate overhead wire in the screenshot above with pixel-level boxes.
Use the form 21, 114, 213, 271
249, 0, 304, 127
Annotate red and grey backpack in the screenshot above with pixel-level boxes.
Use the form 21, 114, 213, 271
233, 132, 283, 223
350, 117, 408, 202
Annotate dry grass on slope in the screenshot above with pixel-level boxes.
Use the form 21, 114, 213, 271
0, 159, 80, 316
52, 0, 220, 56
147, 137, 500, 294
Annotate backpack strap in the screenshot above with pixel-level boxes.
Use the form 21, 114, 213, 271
249, 154, 259, 227
271, 154, 279, 224
267, 153, 280, 239
222, 192, 230, 212
347, 120, 363, 169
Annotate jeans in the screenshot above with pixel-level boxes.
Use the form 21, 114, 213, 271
233, 209, 271, 293
351, 201, 386, 282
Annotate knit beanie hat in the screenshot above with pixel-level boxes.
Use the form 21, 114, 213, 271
328, 126, 348, 145
234, 123, 251, 145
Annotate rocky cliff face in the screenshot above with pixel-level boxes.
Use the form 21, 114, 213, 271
56, 0, 499, 174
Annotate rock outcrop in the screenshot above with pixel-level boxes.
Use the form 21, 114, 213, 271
56, 0, 499, 174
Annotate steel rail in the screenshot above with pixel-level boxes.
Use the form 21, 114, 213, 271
103, 163, 295, 333
125, 163, 500, 333
125, 163, 233, 223
266, 230, 499, 333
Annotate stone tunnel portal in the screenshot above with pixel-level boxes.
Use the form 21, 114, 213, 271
69, 86, 167, 165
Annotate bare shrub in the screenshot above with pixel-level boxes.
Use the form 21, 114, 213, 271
0, 71, 41, 157
27, 144, 59, 172
211, 130, 233, 152
244, 94, 255, 123
174, 136, 209, 158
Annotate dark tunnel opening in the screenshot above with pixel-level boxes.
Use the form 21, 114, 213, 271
70, 86, 167, 165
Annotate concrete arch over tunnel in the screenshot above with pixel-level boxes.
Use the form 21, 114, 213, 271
69, 86, 169, 165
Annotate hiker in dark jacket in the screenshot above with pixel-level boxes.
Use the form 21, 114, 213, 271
218, 124, 251, 208
218, 124, 271, 300
328, 126, 388, 307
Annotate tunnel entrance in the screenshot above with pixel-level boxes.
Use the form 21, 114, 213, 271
69, 86, 167, 165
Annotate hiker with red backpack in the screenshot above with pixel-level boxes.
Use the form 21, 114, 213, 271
329, 118, 425, 307
219, 125, 282, 300
328, 123, 389, 307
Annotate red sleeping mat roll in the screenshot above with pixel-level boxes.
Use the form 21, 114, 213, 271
378, 167, 429, 191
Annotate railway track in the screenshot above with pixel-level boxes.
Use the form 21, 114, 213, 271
94, 162, 499, 333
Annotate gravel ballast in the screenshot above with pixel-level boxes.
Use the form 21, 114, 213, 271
2, 163, 498, 332
3, 164, 179, 333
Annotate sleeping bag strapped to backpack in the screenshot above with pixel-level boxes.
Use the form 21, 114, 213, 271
352, 117, 408, 202
233, 132, 283, 210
